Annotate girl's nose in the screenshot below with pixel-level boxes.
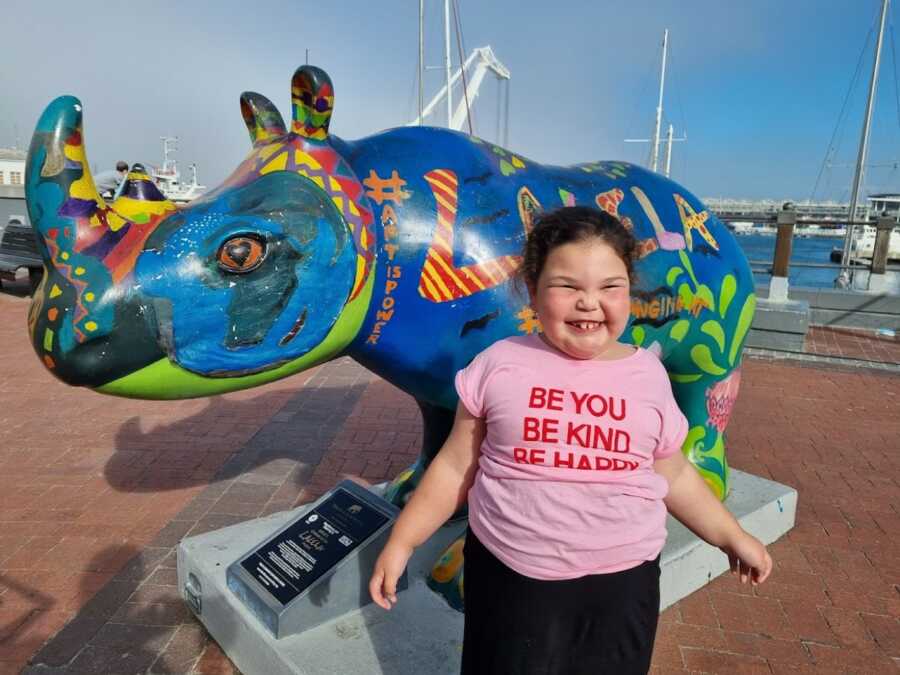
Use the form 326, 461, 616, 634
576, 293, 601, 311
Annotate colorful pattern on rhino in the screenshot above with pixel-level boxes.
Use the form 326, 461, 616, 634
25, 65, 755, 611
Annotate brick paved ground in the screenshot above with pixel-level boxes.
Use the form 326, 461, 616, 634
805, 326, 900, 365
1, 281, 899, 674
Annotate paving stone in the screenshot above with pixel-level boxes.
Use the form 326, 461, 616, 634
860, 613, 900, 656
65, 643, 161, 674
680, 646, 772, 674
149, 624, 208, 674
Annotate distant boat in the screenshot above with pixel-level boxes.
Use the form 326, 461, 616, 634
726, 219, 846, 238
830, 193, 900, 262
152, 136, 206, 203
728, 221, 756, 235
830, 227, 900, 262
795, 224, 846, 238
725, 222, 777, 236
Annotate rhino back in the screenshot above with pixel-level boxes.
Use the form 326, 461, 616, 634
330, 127, 750, 410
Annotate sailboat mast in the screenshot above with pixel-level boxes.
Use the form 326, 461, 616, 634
419, 0, 425, 124
650, 29, 668, 173
664, 124, 674, 177
444, 0, 453, 127
838, 0, 890, 282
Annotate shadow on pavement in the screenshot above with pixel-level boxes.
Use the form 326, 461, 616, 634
104, 380, 370, 497
23, 544, 213, 673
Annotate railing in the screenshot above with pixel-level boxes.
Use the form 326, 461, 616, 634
714, 207, 899, 295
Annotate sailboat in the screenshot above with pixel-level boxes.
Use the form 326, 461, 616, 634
624, 29, 686, 178
834, 0, 899, 287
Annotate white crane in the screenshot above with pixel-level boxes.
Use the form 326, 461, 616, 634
408, 45, 510, 132
409, 1, 510, 139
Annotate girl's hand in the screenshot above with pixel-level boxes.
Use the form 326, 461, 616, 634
369, 541, 414, 610
720, 531, 773, 586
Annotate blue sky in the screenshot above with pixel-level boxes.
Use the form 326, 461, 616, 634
2, 0, 898, 201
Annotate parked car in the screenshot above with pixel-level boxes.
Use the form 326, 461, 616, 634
0, 215, 43, 295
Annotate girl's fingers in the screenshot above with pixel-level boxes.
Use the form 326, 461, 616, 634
756, 553, 773, 585
383, 573, 398, 605
369, 568, 391, 610
724, 539, 773, 587
368, 569, 383, 607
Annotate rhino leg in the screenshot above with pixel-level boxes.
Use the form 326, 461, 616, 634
672, 366, 743, 501
383, 398, 456, 506
427, 533, 466, 612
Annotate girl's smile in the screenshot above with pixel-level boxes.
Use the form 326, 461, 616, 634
567, 320, 602, 332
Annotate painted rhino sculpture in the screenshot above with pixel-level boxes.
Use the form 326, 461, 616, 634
25, 65, 755, 609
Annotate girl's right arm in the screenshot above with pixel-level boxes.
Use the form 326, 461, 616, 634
369, 402, 485, 610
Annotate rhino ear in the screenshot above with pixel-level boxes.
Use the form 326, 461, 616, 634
290, 65, 333, 141
240, 92, 287, 146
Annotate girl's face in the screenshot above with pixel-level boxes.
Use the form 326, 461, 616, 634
527, 238, 631, 360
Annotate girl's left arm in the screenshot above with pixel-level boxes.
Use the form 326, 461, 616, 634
654, 452, 773, 585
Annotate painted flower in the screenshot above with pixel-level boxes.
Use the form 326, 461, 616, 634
705, 367, 742, 433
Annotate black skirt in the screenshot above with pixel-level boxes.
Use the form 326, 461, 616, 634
461, 530, 660, 675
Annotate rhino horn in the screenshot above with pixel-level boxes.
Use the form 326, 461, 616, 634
24, 96, 148, 272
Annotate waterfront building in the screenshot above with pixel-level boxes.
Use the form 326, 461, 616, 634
0, 148, 26, 186
867, 193, 900, 222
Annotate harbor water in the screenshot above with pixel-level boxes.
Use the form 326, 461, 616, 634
736, 233, 899, 292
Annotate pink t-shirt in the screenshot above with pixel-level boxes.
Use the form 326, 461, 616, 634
455, 334, 688, 580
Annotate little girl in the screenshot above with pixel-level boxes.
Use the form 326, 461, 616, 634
370, 206, 772, 674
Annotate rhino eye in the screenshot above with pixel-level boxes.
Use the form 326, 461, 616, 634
217, 235, 267, 273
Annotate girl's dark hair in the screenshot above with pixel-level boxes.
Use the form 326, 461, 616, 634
520, 206, 637, 287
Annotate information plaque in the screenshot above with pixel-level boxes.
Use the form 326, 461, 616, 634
226, 480, 405, 638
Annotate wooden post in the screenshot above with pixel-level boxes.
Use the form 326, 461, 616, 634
769, 205, 796, 301
870, 214, 894, 275
773, 207, 796, 277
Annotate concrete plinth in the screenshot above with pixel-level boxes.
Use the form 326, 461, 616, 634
747, 297, 810, 351
178, 470, 796, 675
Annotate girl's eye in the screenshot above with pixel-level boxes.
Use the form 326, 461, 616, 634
217, 236, 267, 273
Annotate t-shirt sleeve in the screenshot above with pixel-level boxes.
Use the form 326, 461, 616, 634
454, 349, 493, 418
654, 385, 689, 460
